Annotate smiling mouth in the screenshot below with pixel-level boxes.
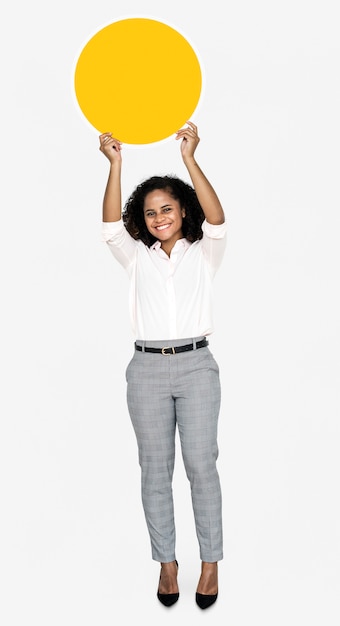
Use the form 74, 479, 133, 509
155, 224, 171, 231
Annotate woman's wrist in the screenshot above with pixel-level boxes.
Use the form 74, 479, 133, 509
183, 155, 198, 169
109, 159, 122, 170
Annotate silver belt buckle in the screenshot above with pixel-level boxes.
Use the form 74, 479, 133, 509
161, 346, 175, 355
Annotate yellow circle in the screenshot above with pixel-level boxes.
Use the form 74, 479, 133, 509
74, 18, 202, 144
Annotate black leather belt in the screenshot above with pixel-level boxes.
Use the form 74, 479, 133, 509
135, 338, 208, 355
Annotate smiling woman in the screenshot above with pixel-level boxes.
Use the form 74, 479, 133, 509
74, 17, 203, 144
121, 173, 206, 251
99, 121, 226, 609
143, 190, 185, 256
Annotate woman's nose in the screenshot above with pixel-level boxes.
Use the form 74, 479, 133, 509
154, 213, 165, 222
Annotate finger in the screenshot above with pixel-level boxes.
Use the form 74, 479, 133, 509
99, 135, 112, 147
185, 120, 197, 133
175, 129, 194, 138
99, 133, 122, 145
176, 125, 197, 137
99, 132, 112, 141
101, 138, 122, 152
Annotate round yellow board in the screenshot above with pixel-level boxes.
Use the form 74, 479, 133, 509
74, 18, 202, 145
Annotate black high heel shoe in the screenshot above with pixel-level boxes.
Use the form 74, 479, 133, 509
157, 560, 179, 607
196, 591, 218, 609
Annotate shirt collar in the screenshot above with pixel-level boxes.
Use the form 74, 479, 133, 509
151, 238, 191, 253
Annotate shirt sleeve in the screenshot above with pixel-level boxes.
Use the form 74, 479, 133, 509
101, 220, 137, 270
201, 219, 227, 275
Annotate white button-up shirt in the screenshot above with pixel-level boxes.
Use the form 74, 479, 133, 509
102, 219, 227, 340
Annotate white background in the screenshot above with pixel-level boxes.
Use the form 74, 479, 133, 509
1, 0, 339, 624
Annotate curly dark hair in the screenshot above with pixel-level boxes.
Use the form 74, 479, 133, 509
122, 175, 205, 246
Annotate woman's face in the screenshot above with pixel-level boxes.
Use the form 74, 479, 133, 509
143, 189, 185, 250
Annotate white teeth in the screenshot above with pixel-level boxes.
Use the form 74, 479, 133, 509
156, 224, 170, 230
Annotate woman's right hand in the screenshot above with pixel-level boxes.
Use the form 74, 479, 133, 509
99, 133, 122, 163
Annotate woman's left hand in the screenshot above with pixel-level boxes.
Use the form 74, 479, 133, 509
175, 121, 200, 160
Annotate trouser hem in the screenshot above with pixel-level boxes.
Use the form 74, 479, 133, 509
200, 553, 224, 562
152, 554, 177, 563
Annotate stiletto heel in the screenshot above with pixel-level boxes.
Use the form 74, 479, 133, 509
157, 560, 179, 607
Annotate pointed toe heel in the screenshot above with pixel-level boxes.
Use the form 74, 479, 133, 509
196, 592, 218, 609
157, 591, 179, 607
157, 560, 179, 607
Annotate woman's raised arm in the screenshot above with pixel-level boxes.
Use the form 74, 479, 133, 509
176, 122, 225, 225
99, 133, 123, 222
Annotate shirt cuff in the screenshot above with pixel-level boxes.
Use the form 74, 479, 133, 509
101, 219, 124, 241
202, 219, 227, 239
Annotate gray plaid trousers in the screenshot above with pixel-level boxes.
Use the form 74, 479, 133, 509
125, 337, 223, 563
